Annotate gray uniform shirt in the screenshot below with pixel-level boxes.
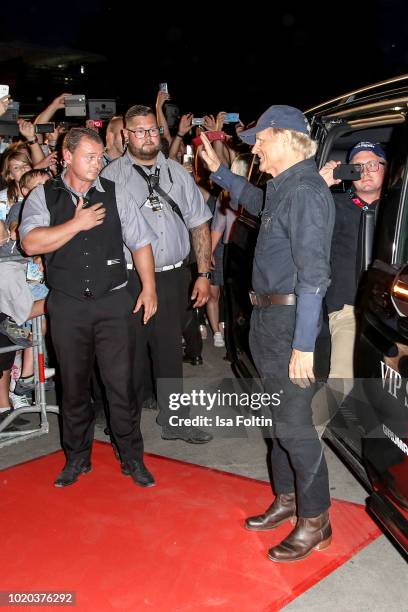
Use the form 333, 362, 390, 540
101, 150, 212, 269
19, 173, 157, 262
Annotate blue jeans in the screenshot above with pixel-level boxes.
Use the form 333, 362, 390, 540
249, 305, 330, 517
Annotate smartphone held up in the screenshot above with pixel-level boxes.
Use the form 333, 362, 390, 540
183, 145, 194, 173
333, 164, 362, 182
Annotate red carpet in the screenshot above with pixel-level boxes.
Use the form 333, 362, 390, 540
1, 442, 380, 611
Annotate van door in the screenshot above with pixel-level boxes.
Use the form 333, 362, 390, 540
352, 128, 408, 547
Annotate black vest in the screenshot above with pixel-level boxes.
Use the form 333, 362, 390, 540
44, 175, 127, 300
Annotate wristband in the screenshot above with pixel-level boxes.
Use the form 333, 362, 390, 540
27, 137, 38, 145
197, 271, 211, 280
176, 132, 184, 138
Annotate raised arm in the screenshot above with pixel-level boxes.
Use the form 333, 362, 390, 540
169, 113, 193, 160
34, 93, 72, 124
200, 132, 264, 215
17, 119, 45, 165
156, 90, 172, 145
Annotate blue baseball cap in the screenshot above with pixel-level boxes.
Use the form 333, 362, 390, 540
348, 141, 387, 162
239, 105, 311, 145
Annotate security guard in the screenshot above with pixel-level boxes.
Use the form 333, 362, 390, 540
102, 106, 213, 444
20, 127, 158, 488
201, 106, 335, 562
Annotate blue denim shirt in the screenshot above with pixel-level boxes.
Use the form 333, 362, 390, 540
210, 159, 335, 351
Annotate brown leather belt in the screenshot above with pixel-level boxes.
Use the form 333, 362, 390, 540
249, 291, 296, 307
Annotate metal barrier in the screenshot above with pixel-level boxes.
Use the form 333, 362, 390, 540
0, 255, 59, 447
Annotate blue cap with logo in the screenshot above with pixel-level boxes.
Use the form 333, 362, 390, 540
348, 141, 387, 162
239, 105, 311, 145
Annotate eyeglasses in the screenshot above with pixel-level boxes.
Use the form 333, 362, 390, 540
354, 160, 386, 173
127, 127, 162, 139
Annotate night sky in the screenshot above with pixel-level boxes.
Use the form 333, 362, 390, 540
2, 0, 408, 121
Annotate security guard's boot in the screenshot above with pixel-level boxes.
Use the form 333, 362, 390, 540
245, 493, 296, 531
267, 510, 332, 562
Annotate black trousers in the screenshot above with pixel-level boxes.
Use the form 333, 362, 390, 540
128, 266, 198, 427
47, 287, 143, 463
249, 305, 330, 517
182, 264, 202, 359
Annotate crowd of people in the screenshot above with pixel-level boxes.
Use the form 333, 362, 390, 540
0, 87, 388, 563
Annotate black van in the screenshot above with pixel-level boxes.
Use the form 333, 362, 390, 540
224, 74, 408, 555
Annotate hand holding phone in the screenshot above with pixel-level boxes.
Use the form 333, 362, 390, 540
64, 95, 86, 117
0, 94, 10, 119
35, 123, 55, 134
333, 164, 362, 181
224, 112, 240, 124
192, 131, 226, 148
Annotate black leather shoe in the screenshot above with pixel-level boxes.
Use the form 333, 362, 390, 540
161, 425, 213, 444
121, 460, 155, 487
182, 355, 203, 366
245, 493, 296, 531
54, 460, 92, 488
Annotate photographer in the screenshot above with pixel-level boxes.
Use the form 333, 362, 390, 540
318, 141, 387, 409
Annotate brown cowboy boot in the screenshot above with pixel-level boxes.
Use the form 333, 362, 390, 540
267, 510, 332, 562
245, 493, 297, 531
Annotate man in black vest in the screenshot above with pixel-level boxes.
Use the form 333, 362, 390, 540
20, 127, 158, 488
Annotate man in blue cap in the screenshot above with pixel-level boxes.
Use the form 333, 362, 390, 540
318, 141, 387, 413
201, 105, 335, 562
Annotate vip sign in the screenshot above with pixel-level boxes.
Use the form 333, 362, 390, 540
381, 360, 408, 406
88, 99, 116, 120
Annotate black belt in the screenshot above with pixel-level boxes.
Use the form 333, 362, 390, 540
249, 291, 296, 307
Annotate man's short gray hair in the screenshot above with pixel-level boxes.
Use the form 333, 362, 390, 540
272, 127, 317, 159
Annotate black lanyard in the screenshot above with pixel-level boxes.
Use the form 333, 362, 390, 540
133, 164, 188, 228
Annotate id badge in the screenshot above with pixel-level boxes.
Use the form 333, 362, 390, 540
149, 195, 163, 212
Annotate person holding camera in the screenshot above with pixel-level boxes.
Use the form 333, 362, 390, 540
317, 141, 386, 411
201, 105, 335, 563
19, 127, 158, 489
101, 105, 213, 444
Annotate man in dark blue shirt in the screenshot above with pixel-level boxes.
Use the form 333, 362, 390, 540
201, 105, 335, 562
